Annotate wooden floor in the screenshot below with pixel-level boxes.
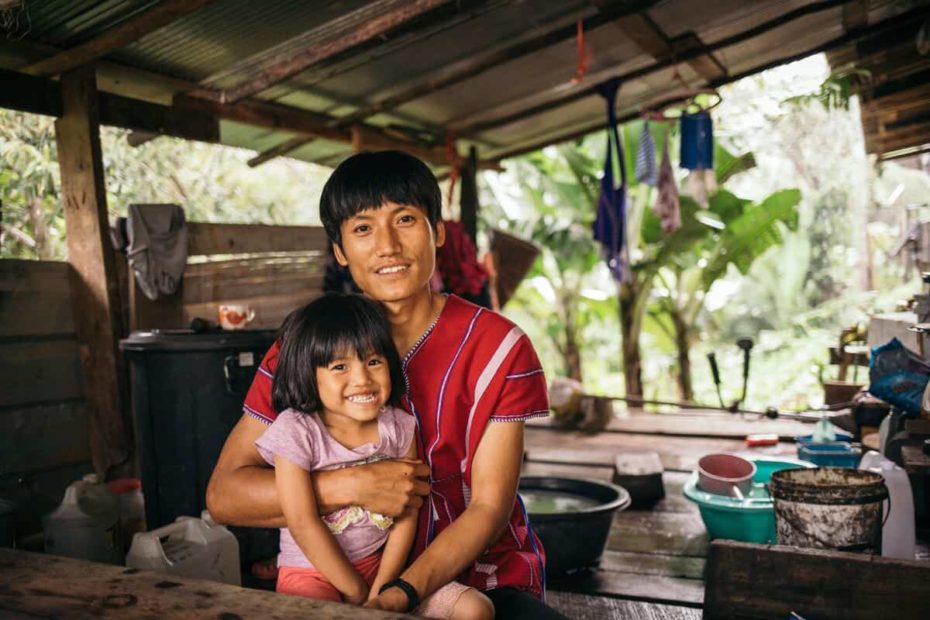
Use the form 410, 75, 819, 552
522, 408, 813, 611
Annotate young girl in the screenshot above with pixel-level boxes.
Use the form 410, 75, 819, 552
255, 294, 493, 619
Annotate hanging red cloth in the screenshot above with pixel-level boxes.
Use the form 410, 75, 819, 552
570, 19, 592, 85
436, 220, 488, 298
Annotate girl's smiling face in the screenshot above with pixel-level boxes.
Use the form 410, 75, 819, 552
315, 349, 391, 425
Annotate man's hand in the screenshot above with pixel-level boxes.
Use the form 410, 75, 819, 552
353, 459, 430, 517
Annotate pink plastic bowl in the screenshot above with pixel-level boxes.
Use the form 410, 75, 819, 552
697, 453, 756, 497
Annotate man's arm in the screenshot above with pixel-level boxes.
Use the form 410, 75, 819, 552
369, 421, 524, 610
206, 414, 431, 526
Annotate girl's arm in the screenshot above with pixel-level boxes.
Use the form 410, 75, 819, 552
367, 438, 420, 600
370, 421, 524, 611
275, 455, 369, 604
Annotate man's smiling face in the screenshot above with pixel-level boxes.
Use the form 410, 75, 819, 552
333, 201, 445, 304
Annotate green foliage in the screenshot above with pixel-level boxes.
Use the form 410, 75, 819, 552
784, 65, 871, 111
0, 109, 328, 261
700, 189, 801, 289
0, 112, 63, 259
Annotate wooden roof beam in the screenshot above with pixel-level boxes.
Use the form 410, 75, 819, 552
194, 0, 451, 104
613, 13, 727, 82
175, 95, 452, 166
247, 136, 315, 168
452, 0, 864, 136
23, 0, 219, 77
204, 0, 658, 165
843, 0, 870, 32
0, 67, 219, 144
328, 0, 658, 130
481, 7, 924, 163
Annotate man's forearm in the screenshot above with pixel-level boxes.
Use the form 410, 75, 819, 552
207, 465, 286, 527
399, 502, 508, 599
207, 466, 358, 526
313, 468, 358, 514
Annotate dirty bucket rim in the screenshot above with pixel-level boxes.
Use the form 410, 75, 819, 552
770, 467, 885, 489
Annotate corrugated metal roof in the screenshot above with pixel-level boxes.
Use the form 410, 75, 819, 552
1, 0, 925, 164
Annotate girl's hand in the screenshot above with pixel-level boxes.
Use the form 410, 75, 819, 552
362, 588, 409, 612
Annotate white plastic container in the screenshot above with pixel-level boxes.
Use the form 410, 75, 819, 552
860, 451, 916, 559
126, 511, 240, 585
43, 474, 121, 564
108, 478, 146, 555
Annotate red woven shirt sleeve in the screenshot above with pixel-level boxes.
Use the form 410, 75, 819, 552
488, 336, 549, 423
242, 340, 281, 425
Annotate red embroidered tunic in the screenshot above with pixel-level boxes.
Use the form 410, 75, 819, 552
243, 295, 550, 598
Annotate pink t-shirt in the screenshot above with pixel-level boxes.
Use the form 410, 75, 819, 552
255, 406, 416, 569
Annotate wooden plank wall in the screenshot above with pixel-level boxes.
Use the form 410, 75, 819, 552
182, 252, 326, 329
0, 260, 94, 540
181, 223, 327, 329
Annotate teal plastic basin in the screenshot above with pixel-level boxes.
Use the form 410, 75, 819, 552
683, 456, 814, 543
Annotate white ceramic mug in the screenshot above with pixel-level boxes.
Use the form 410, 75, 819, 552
217, 304, 256, 330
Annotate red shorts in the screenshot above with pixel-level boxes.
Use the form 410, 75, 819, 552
277, 553, 472, 617
277, 552, 380, 601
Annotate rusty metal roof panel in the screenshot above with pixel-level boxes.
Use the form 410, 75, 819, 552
8, 0, 155, 44
1, 0, 924, 164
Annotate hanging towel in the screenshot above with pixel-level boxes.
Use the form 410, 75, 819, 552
684, 167, 718, 209
653, 137, 681, 233
680, 111, 714, 170
635, 122, 658, 186
126, 203, 188, 301
592, 78, 629, 282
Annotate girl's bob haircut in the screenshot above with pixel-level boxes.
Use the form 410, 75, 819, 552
272, 293, 406, 414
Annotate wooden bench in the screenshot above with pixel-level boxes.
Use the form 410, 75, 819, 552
704, 540, 930, 619
0, 548, 701, 619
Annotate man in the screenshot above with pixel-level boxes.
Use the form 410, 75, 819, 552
207, 151, 565, 618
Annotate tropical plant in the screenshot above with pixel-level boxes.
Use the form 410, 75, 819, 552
489, 119, 801, 401
484, 148, 615, 382
647, 187, 801, 399
0, 111, 63, 259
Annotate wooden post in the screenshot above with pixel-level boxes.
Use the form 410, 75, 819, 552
460, 146, 479, 242
55, 65, 133, 478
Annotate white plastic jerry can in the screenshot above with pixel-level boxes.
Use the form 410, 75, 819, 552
43, 474, 121, 564
126, 510, 240, 585
860, 451, 916, 560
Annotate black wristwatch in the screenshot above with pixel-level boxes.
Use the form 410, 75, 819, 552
378, 578, 420, 613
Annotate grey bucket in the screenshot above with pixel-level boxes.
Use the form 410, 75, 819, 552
770, 468, 888, 554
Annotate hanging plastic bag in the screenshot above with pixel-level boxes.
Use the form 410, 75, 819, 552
868, 338, 930, 417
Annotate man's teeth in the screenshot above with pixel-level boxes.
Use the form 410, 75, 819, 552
378, 265, 407, 274
347, 394, 377, 403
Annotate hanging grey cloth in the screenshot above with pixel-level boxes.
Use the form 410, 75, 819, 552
635, 122, 658, 186
126, 203, 188, 300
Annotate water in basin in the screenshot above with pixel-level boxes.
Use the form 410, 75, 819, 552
521, 489, 602, 514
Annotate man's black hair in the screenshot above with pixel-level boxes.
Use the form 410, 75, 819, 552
319, 150, 442, 247
272, 293, 406, 414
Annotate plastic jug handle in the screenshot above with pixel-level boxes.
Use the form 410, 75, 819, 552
62, 484, 82, 504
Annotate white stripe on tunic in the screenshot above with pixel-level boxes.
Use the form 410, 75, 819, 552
460, 325, 525, 473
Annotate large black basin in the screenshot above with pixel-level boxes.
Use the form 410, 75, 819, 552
520, 476, 631, 576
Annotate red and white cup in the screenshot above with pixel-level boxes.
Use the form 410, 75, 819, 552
218, 304, 256, 330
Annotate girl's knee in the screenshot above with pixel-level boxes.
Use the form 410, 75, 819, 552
451, 589, 494, 620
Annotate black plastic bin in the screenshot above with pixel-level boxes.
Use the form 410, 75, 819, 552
120, 329, 277, 530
